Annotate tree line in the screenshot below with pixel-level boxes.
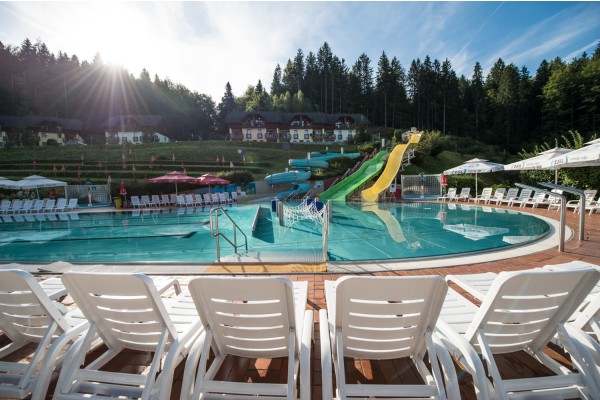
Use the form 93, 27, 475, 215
1, 38, 599, 152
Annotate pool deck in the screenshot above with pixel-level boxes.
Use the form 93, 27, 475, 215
3, 202, 600, 399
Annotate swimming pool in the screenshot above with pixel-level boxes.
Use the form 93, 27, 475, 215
0, 202, 551, 263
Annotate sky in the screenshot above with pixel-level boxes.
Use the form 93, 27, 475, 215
0, 1, 599, 102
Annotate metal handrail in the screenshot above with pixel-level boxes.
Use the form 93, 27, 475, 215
539, 182, 587, 241
209, 207, 248, 262
515, 183, 567, 252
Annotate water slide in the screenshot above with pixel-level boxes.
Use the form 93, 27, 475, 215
319, 150, 389, 202
360, 133, 422, 202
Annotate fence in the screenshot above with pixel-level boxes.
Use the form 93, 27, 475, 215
401, 174, 442, 200
66, 184, 112, 206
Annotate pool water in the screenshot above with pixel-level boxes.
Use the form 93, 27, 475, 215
0, 202, 551, 263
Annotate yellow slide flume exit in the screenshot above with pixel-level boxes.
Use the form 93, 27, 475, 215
360, 133, 422, 202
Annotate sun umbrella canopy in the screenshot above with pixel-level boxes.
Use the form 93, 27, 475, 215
0, 177, 17, 188
443, 158, 504, 194
504, 147, 572, 170
7, 175, 68, 190
147, 171, 202, 194
541, 140, 600, 169
197, 173, 230, 186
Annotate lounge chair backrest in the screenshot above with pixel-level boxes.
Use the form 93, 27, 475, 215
130, 195, 141, 207
504, 188, 519, 199
517, 188, 532, 200
492, 187, 506, 199
185, 194, 194, 204
66, 198, 78, 209
170, 193, 178, 204
466, 269, 600, 353
0, 270, 71, 342
331, 275, 447, 359
584, 189, 598, 202
459, 187, 470, 196
203, 193, 212, 203
10, 199, 22, 212
480, 188, 493, 197
151, 195, 160, 205
62, 272, 179, 352
141, 195, 151, 205
161, 194, 170, 205
21, 199, 33, 211
446, 188, 456, 197
188, 277, 296, 359
55, 197, 67, 210
43, 199, 55, 211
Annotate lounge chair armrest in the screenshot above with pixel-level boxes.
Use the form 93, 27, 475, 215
431, 333, 461, 400
300, 309, 313, 400
562, 324, 600, 394
434, 320, 493, 400
319, 309, 334, 400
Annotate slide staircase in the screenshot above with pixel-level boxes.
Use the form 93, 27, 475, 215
361, 133, 422, 202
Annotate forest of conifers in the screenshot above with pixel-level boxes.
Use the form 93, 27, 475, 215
1, 38, 598, 152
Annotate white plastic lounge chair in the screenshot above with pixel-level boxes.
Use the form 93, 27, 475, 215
202, 193, 214, 205
160, 194, 171, 206
54, 197, 67, 212
470, 187, 493, 204
230, 191, 238, 203
436, 269, 600, 399
487, 187, 506, 205
150, 194, 160, 207
211, 193, 220, 204
507, 188, 532, 207
438, 187, 456, 202
0, 270, 89, 400
169, 193, 179, 206
54, 272, 202, 400
495, 188, 519, 206
64, 198, 78, 212
566, 190, 597, 213
0, 199, 10, 214
42, 199, 55, 213
320, 276, 459, 400
456, 187, 471, 202
181, 276, 312, 400
518, 192, 545, 208
140, 195, 152, 207
218, 192, 232, 204
193, 193, 204, 206
8, 199, 23, 213
19, 199, 33, 213
175, 194, 186, 207
130, 195, 143, 208
185, 194, 195, 207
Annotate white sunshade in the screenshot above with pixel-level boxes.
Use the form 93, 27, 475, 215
541, 140, 600, 169
7, 175, 68, 190
0, 177, 17, 188
443, 158, 504, 194
504, 147, 572, 170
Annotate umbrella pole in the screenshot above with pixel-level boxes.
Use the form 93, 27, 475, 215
555, 169, 558, 184
475, 172, 478, 196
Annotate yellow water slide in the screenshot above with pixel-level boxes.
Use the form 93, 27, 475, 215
360, 133, 422, 202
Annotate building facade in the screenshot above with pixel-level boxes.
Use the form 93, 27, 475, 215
0, 116, 84, 147
102, 115, 170, 145
225, 111, 369, 143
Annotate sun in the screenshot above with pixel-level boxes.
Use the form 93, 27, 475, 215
64, 2, 156, 70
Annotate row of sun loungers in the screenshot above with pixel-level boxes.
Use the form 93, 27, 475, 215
441, 186, 600, 214
0, 198, 77, 214
130, 192, 237, 208
3, 262, 600, 399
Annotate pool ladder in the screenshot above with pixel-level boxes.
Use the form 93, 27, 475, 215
209, 207, 248, 262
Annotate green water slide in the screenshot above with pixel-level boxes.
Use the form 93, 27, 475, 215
319, 150, 389, 202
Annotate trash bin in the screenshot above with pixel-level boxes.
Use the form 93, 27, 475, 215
271, 198, 277, 212
114, 197, 122, 208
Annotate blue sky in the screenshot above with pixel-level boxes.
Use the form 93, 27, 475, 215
0, 2, 598, 102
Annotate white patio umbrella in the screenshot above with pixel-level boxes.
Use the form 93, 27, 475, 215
6, 175, 68, 199
541, 139, 600, 169
504, 147, 572, 184
443, 158, 504, 195
0, 177, 17, 188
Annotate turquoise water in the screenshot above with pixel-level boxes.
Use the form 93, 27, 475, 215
0, 202, 551, 263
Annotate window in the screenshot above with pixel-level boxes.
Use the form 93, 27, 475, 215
338, 134, 343, 140
304, 130, 309, 139
133, 136, 139, 142
293, 130, 298, 140
246, 129, 252, 139
257, 129, 263, 139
